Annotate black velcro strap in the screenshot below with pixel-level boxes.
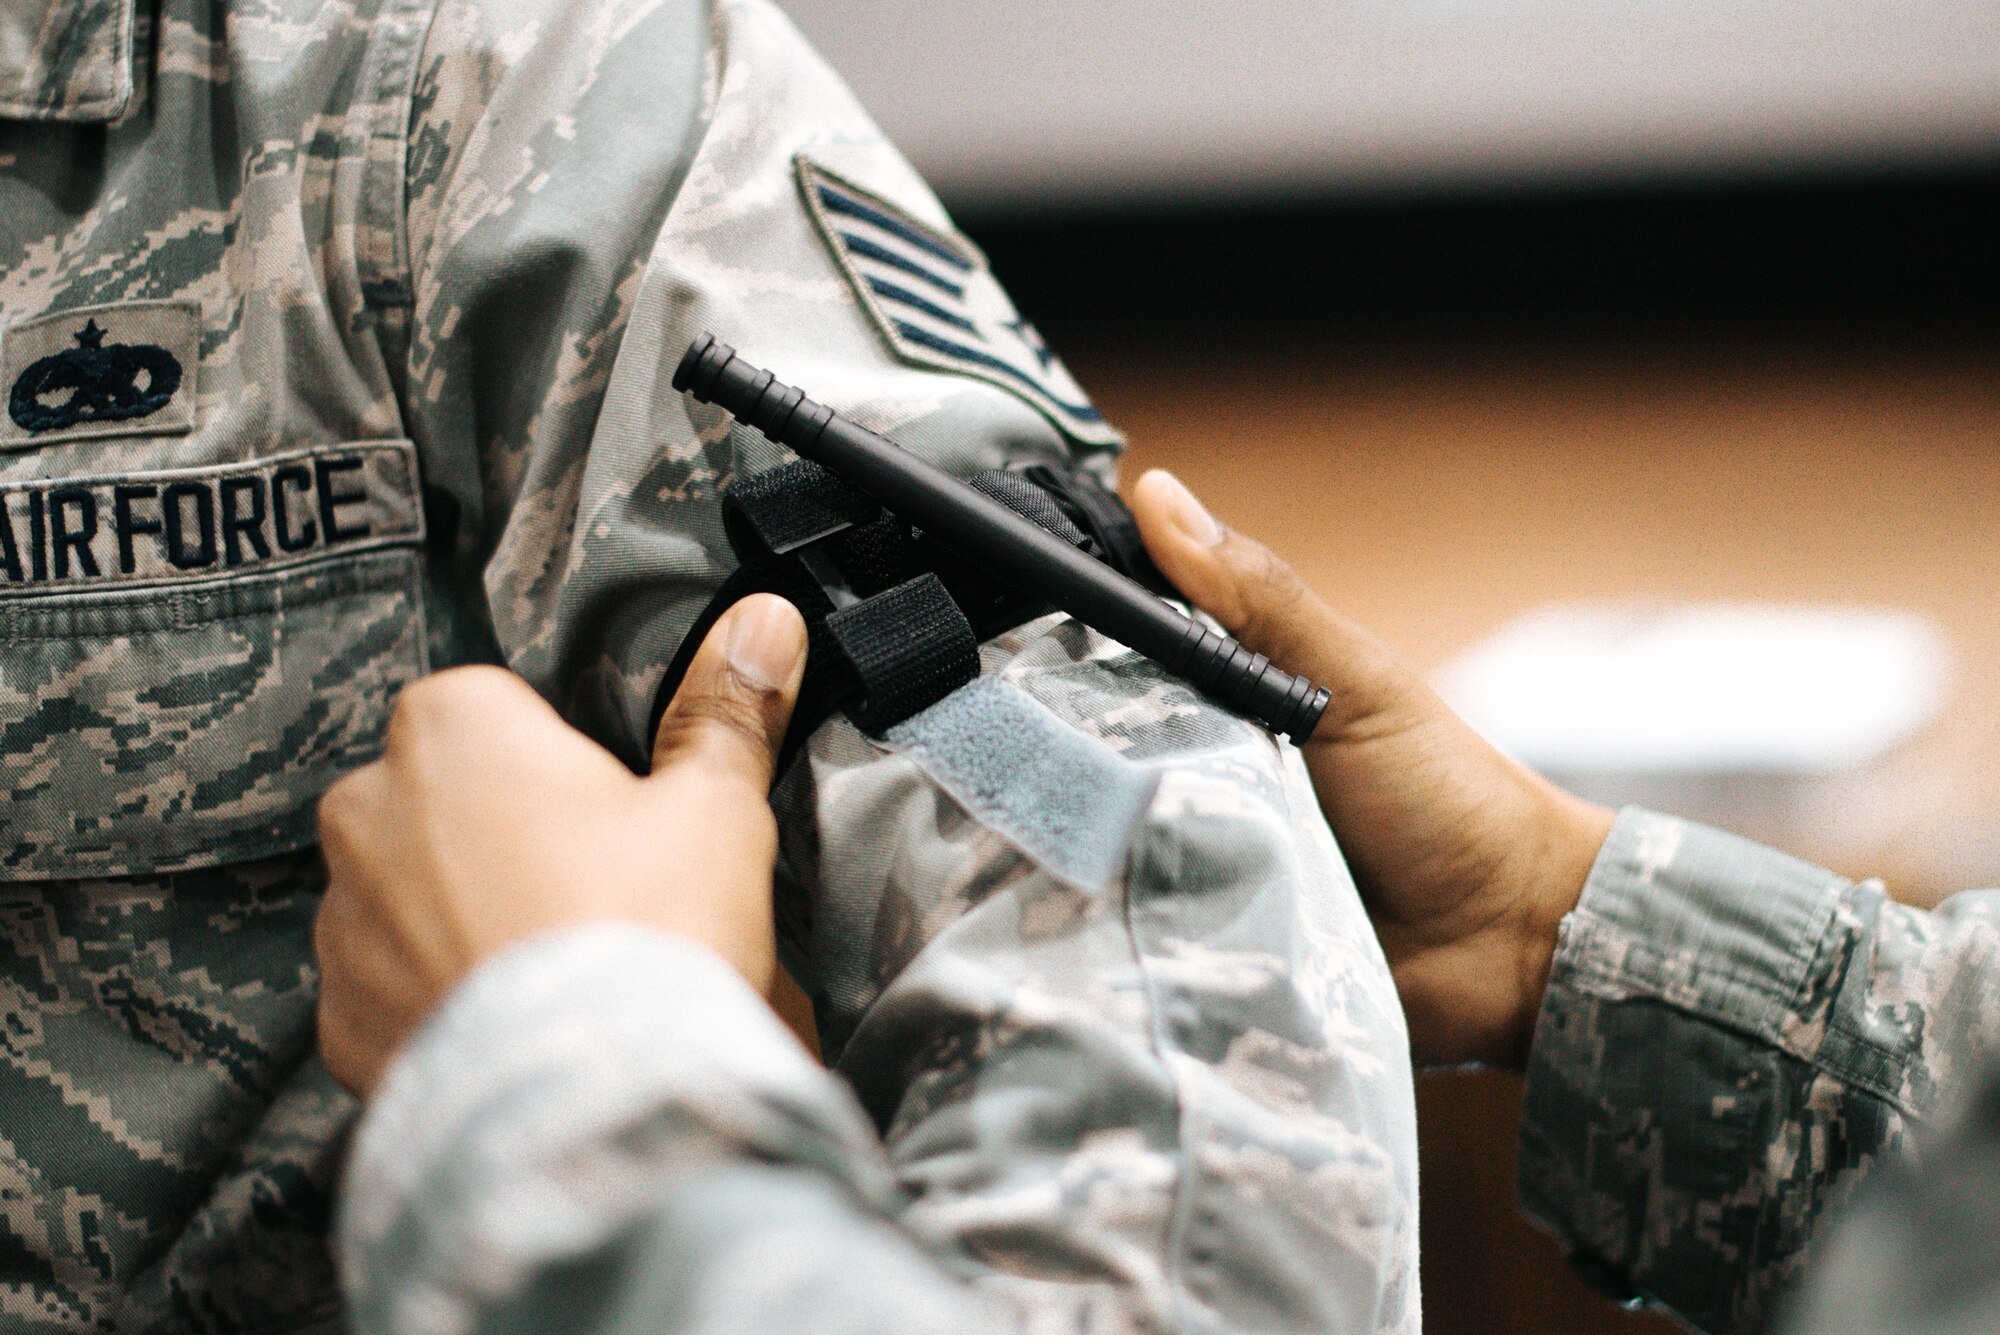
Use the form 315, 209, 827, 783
725, 459, 879, 556
824, 572, 978, 733
967, 470, 1091, 551
824, 512, 918, 599
1021, 460, 1175, 598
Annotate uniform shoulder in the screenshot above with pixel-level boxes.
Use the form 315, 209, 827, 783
404, 0, 711, 263
409, 0, 711, 147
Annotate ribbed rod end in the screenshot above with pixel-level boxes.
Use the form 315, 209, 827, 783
673, 331, 731, 399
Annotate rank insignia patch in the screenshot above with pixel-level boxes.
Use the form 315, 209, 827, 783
797, 157, 1121, 449
2, 300, 200, 449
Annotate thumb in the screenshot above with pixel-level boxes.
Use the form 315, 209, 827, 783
1128, 469, 1411, 733
651, 594, 808, 789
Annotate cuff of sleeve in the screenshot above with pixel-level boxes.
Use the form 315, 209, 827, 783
337, 924, 888, 1319
1514, 807, 1856, 1323
1536, 806, 1850, 1043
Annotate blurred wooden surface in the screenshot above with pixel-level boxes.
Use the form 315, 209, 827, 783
1080, 331, 2000, 1335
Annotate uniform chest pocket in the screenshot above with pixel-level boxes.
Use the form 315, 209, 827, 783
0, 440, 428, 879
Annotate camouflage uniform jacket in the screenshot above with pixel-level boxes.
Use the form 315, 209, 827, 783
0, 0, 1417, 1330
1520, 808, 2000, 1334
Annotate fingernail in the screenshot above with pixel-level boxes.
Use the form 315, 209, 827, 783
1159, 471, 1222, 546
725, 597, 804, 691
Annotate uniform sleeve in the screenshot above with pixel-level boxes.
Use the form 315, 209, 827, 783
398, 0, 1115, 763
1776, 1064, 2000, 1335
336, 925, 1008, 1335
1517, 807, 2000, 1335
385, 0, 1422, 1331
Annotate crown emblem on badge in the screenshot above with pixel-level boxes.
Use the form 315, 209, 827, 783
8, 317, 185, 435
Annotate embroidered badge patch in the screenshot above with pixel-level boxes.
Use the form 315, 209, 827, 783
0, 440, 424, 595
797, 157, 1121, 450
2, 300, 199, 449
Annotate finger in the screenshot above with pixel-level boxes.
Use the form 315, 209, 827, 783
315, 994, 365, 1096
651, 594, 808, 789
315, 762, 385, 887
315, 884, 430, 1099
316, 987, 388, 1099
385, 664, 556, 755
312, 891, 373, 1096
1129, 469, 1410, 727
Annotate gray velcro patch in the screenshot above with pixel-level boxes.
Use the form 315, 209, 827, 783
884, 676, 1159, 893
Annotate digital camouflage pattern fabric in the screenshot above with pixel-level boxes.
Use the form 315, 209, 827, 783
337, 811, 2000, 1335
1780, 1060, 2000, 1335
3, 0, 1428, 1329
3, 0, 432, 1324
1519, 809, 2000, 1335
0, 853, 345, 1331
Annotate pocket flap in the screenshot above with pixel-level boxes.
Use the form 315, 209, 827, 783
0, 0, 137, 123
0, 442, 429, 880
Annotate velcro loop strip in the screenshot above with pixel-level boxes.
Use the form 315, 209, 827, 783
883, 677, 1160, 894
724, 459, 879, 556
825, 572, 978, 734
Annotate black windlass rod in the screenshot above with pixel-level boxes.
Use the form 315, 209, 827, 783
674, 333, 1331, 742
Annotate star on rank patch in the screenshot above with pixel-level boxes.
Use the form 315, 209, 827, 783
797, 156, 1121, 450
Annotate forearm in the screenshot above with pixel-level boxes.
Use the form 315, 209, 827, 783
338, 926, 1006, 1335
1518, 807, 2000, 1334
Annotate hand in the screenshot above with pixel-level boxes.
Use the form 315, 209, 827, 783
1129, 471, 1613, 1069
314, 594, 809, 1098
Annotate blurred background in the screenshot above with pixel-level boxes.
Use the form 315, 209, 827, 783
784, 3, 1999, 1332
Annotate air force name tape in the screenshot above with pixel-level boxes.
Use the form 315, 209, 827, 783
0, 440, 424, 594
796, 156, 1122, 450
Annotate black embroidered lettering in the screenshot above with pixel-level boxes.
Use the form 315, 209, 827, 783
161, 480, 217, 570
113, 484, 161, 574
0, 495, 22, 583
272, 465, 317, 552
48, 488, 100, 579
0, 449, 404, 585
313, 455, 371, 544
219, 475, 271, 566
27, 490, 47, 581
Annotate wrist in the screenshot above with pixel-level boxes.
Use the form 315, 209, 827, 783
1507, 793, 1614, 1069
